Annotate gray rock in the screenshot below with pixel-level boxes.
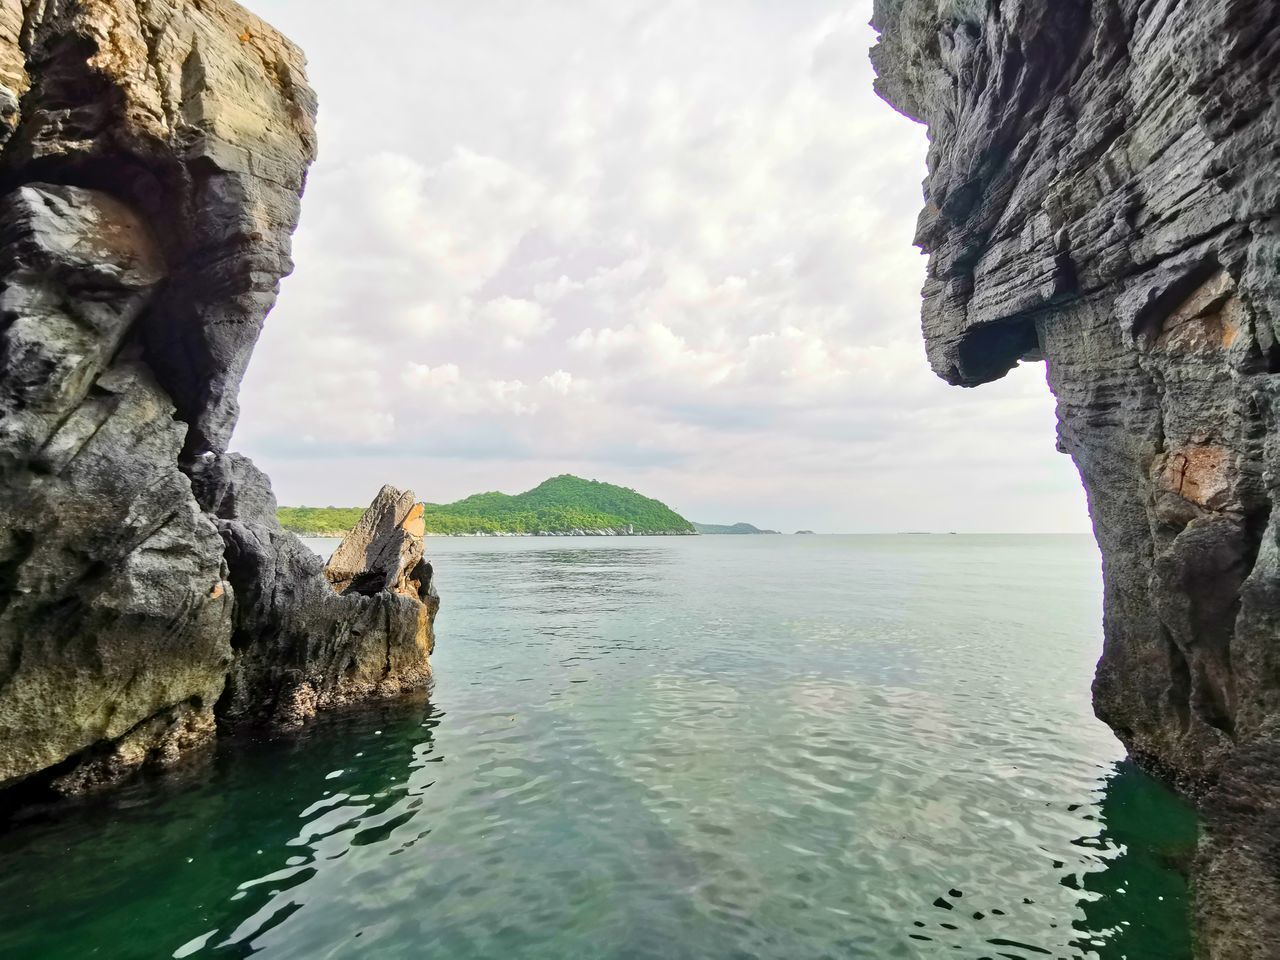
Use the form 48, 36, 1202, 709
0, 1, 437, 797
326, 485, 434, 601
192, 462, 437, 730
0, 183, 233, 793
872, 1, 1280, 954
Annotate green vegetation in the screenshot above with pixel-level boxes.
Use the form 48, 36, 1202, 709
276, 506, 367, 537
421, 475, 694, 535
278, 475, 696, 537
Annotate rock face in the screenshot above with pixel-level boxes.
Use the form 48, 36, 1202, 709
871, 1, 1280, 954
193, 466, 438, 732
326, 486, 433, 599
0, 1, 437, 797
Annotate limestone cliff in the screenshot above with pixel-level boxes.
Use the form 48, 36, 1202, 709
0, 1, 437, 797
871, 1, 1280, 955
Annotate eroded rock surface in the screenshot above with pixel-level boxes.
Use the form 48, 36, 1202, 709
0, 1, 437, 797
326, 486, 433, 599
872, 1, 1280, 954
193, 468, 437, 731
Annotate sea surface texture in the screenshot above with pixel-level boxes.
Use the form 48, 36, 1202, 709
0, 535, 1196, 959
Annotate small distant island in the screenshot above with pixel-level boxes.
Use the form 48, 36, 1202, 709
692, 522, 781, 535
280, 475, 697, 537
795, 530, 817, 535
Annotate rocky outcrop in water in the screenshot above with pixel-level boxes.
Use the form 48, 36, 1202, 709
325, 486, 433, 598
871, 1, 1280, 954
194, 468, 438, 732
0, 0, 437, 797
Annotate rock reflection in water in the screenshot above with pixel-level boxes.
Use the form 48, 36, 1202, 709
906, 761, 1196, 959
1074, 763, 1198, 958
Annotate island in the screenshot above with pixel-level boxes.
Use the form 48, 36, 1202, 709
692, 522, 781, 535
281, 475, 697, 537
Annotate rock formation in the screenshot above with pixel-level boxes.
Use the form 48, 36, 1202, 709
325, 486, 434, 600
195, 470, 438, 732
0, 0, 437, 798
871, 1, 1280, 955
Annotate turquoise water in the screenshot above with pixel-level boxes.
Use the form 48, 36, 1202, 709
0, 535, 1197, 959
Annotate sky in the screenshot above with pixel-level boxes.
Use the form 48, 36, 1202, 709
239, 0, 1091, 534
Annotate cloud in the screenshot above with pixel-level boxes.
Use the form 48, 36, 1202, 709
402, 363, 461, 390
476, 297, 555, 349
237, 0, 1089, 532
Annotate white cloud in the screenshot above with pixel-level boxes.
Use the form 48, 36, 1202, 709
541, 370, 575, 396
475, 297, 555, 349
236, 0, 1089, 532
403, 363, 461, 390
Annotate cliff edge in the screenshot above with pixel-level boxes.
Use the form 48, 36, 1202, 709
0, 1, 437, 797
871, 1, 1280, 954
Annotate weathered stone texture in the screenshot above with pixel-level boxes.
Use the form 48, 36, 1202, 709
872, 1, 1280, 955
0, 1, 436, 797
193, 467, 438, 730
326, 486, 433, 598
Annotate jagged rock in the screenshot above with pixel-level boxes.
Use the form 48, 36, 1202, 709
0, 182, 233, 793
0, 1, 437, 796
872, 2, 1280, 955
192, 463, 437, 730
325, 486, 434, 601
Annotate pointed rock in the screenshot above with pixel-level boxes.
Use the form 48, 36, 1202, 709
325, 486, 434, 603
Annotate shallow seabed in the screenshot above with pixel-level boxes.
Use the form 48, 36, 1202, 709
0, 535, 1197, 959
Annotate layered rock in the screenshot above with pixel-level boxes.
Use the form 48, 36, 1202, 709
0, 0, 437, 797
871, 1, 1280, 954
326, 486, 432, 599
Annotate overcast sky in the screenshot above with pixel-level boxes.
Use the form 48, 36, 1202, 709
240, 0, 1090, 533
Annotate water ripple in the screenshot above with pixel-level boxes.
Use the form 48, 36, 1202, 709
0, 535, 1196, 960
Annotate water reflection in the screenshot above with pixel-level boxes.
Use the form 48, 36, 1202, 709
907, 761, 1196, 959
0, 708, 1197, 960
0, 698, 441, 960
184, 703, 446, 957
444, 547, 668, 609
445, 545, 668, 572
1074, 762, 1198, 959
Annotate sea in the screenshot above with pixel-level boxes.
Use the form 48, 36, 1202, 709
0, 534, 1197, 959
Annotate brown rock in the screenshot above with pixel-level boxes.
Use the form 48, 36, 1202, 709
192, 457, 440, 732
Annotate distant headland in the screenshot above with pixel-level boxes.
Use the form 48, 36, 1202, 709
692, 522, 781, 535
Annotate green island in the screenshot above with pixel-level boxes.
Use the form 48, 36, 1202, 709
279, 475, 697, 537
